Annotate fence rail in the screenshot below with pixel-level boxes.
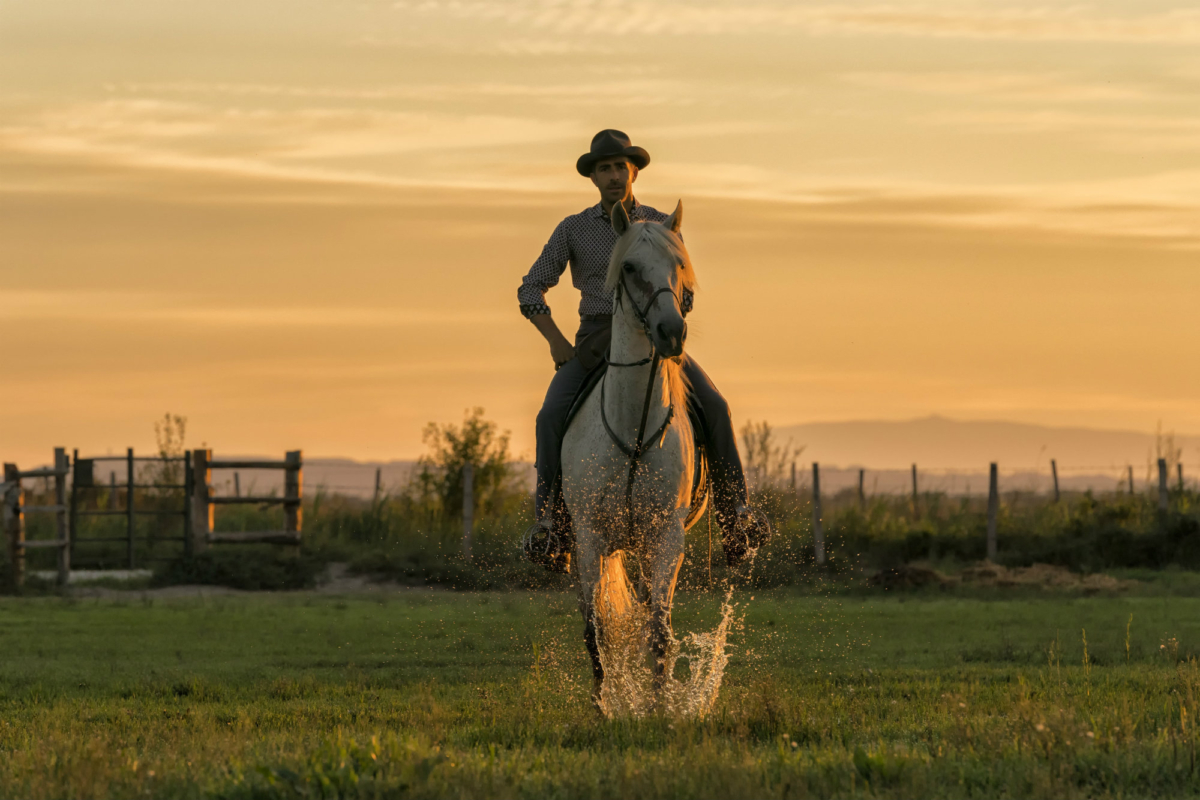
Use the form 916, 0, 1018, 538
190, 449, 302, 551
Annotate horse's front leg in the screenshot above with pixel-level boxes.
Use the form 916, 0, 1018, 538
572, 517, 604, 705
646, 516, 686, 691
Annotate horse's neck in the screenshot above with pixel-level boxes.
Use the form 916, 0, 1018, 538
606, 298, 669, 433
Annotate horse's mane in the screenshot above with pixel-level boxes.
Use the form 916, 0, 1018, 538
604, 221, 697, 294
605, 221, 696, 414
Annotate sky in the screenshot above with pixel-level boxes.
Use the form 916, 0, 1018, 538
2, 0, 1199, 468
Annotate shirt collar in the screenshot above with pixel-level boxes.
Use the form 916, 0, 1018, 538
591, 198, 642, 220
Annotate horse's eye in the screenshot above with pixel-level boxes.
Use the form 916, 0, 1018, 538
623, 262, 635, 274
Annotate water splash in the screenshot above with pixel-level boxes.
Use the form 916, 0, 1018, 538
592, 552, 740, 719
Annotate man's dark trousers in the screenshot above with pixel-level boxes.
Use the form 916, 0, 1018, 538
535, 319, 747, 534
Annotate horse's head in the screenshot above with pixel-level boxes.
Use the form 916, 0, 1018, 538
606, 200, 695, 358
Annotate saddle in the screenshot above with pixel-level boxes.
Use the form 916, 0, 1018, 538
561, 342, 710, 532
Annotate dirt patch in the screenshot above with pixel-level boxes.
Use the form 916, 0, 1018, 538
868, 564, 953, 591
868, 561, 1135, 594
959, 562, 1134, 593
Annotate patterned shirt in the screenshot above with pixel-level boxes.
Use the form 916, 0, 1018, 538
518, 200, 694, 320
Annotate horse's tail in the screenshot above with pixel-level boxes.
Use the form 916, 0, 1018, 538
594, 551, 635, 623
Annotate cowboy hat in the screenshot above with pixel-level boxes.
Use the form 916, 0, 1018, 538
576, 129, 651, 177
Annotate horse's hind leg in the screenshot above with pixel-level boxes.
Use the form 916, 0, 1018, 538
647, 520, 686, 691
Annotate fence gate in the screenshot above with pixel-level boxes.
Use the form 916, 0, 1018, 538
70, 448, 192, 570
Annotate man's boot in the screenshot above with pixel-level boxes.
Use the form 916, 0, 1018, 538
521, 519, 571, 574
722, 506, 773, 566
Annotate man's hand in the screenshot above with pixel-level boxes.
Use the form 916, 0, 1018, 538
549, 337, 575, 368
531, 314, 575, 369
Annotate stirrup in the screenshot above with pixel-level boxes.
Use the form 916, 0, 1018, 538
521, 521, 571, 574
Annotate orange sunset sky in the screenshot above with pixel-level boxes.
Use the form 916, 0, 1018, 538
3, 0, 1199, 468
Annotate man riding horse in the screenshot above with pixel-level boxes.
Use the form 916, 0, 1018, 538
519, 129, 770, 572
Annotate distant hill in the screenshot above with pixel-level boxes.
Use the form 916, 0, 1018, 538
770, 416, 1197, 472
199, 418, 1196, 499
756, 417, 1198, 495
204, 458, 535, 500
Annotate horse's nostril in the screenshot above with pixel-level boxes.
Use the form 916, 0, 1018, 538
656, 323, 668, 341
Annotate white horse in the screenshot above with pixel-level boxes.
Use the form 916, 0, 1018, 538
561, 199, 706, 705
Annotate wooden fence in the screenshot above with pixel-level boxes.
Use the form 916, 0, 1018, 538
3, 447, 302, 587
806, 457, 1183, 566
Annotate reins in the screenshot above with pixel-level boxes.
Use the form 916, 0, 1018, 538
601, 272, 681, 539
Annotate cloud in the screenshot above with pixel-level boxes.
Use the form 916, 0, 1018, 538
921, 108, 1200, 153
0, 98, 586, 192
843, 71, 1157, 103
111, 79, 684, 103
0, 291, 508, 327
389, 0, 1200, 43
4, 91, 1200, 248
651, 160, 1200, 246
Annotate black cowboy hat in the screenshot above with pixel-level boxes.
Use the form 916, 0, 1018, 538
576, 129, 650, 177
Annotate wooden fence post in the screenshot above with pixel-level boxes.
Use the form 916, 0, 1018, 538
1051, 459, 1060, 503
1127, 465, 1134, 495
126, 447, 135, 569
911, 463, 919, 520
54, 448, 70, 586
790, 461, 796, 492
462, 463, 474, 559
69, 448, 79, 570
3, 463, 23, 588
987, 463, 998, 562
857, 468, 865, 510
1158, 458, 1169, 512
191, 449, 212, 554
812, 462, 826, 565
109, 471, 117, 510
285, 450, 303, 541
234, 472, 241, 497
1179, 463, 1185, 493
374, 467, 382, 502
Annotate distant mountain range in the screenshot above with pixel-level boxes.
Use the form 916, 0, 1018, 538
770, 416, 1197, 473
200, 417, 1196, 499
205, 458, 536, 500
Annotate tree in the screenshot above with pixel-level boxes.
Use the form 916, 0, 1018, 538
153, 413, 188, 488
412, 408, 518, 520
740, 420, 804, 491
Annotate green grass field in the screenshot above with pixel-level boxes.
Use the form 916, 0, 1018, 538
2, 586, 1200, 798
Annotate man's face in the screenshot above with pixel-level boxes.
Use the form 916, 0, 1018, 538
590, 156, 638, 204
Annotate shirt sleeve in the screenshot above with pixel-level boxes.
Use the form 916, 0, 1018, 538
518, 221, 570, 319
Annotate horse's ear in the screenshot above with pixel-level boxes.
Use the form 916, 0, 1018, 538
611, 202, 631, 235
664, 200, 683, 233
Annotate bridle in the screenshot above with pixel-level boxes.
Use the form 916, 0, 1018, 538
601, 269, 683, 538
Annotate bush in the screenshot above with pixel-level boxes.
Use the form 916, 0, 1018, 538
152, 548, 327, 591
